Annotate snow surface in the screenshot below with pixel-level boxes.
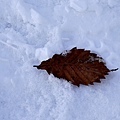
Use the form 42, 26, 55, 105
0, 0, 120, 120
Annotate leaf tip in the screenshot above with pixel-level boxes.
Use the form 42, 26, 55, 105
110, 68, 119, 72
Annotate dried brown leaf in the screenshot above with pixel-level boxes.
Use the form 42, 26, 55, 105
34, 47, 118, 86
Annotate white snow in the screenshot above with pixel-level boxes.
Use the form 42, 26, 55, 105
0, 0, 120, 120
